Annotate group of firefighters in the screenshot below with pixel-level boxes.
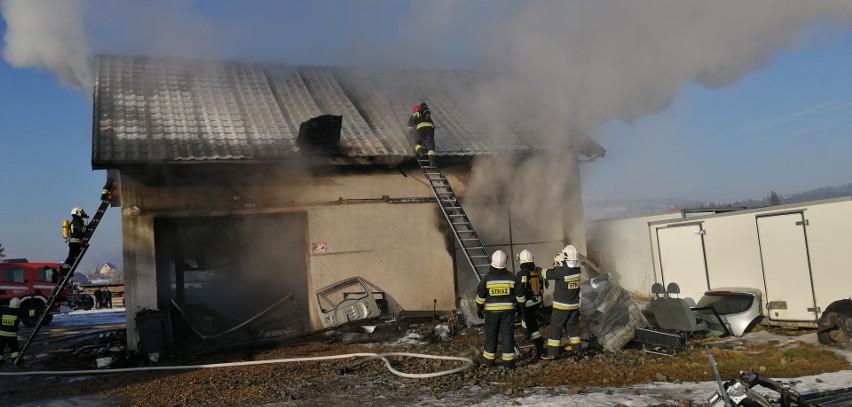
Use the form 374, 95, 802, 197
476, 245, 583, 367
408, 102, 584, 366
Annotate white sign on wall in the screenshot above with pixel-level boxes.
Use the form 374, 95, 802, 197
311, 242, 328, 254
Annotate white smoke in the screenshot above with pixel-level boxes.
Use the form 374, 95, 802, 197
4, 0, 852, 251
5, 0, 852, 128
1, 0, 92, 89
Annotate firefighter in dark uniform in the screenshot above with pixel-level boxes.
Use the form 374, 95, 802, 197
515, 249, 547, 358
406, 102, 437, 167
475, 250, 525, 367
0, 298, 22, 363
540, 244, 583, 360
62, 207, 89, 277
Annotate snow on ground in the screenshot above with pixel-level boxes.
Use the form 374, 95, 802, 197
471, 370, 852, 406
51, 307, 126, 327
473, 332, 852, 406
35, 311, 852, 406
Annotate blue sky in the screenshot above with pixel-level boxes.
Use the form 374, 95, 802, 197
2, 2, 852, 271
585, 30, 852, 202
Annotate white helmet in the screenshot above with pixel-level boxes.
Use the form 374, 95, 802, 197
562, 245, 580, 267
71, 207, 88, 218
491, 250, 508, 269
9, 297, 21, 308
518, 249, 534, 264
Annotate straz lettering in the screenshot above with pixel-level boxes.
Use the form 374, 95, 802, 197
488, 284, 511, 296
566, 281, 579, 289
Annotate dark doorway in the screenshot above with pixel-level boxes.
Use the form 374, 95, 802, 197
154, 212, 308, 348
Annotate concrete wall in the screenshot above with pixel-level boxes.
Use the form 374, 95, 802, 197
117, 161, 589, 349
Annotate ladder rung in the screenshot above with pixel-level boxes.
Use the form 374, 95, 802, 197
456, 230, 475, 233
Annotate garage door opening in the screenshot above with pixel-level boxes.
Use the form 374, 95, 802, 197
154, 212, 308, 350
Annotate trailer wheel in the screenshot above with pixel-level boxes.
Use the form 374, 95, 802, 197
817, 299, 852, 347
20, 299, 47, 327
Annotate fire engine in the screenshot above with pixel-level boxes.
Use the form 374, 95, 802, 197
0, 260, 68, 326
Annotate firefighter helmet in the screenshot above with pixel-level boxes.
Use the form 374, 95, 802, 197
562, 245, 578, 261
562, 245, 580, 267
71, 207, 88, 218
491, 250, 508, 269
519, 249, 534, 264
9, 297, 21, 308
412, 104, 421, 113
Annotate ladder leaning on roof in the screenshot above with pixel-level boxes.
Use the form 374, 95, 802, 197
14, 180, 116, 366
416, 156, 491, 282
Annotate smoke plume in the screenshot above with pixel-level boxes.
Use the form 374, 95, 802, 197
5, 0, 852, 258
1, 0, 91, 89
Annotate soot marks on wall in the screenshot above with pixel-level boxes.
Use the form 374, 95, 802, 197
154, 212, 308, 348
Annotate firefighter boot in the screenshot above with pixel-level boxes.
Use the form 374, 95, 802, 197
533, 337, 546, 359
477, 356, 495, 368
414, 144, 425, 157
428, 151, 437, 167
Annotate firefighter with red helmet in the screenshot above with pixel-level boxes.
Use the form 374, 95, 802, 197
407, 102, 437, 167
61, 207, 89, 278
475, 250, 525, 367
515, 249, 547, 358
540, 245, 583, 360
0, 297, 22, 363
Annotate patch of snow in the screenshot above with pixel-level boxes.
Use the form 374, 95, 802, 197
52, 307, 126, 327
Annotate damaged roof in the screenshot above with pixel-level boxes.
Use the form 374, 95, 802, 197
92, 55, 605, 168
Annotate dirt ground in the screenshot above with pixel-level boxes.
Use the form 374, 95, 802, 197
1, 322, 849, 407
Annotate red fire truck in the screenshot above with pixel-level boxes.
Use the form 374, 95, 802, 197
0, 260, 68, 326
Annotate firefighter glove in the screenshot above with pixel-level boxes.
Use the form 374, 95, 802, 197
476, 305, 485, 319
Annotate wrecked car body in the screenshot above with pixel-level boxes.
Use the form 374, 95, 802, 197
316, 277, 388, 328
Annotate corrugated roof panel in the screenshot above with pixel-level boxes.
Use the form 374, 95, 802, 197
298, 67, 387, 157
92, 55, 602, 166
332, 70, 411, 156
262, 66, 322, 141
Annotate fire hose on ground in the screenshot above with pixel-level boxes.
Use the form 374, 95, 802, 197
0, 352, 474, 379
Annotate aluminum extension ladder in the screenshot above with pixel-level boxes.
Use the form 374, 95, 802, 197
416, 156, 490, 282
14, 180, 116, 366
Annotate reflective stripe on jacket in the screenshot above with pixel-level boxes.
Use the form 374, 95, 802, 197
542, 264, 580, 310
515, 263, 544, 308
476, 266, 525, 312
0, 306, 20, 336
407, 111, 434, 130
69, 216, 88, 243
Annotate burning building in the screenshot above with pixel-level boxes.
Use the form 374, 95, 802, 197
90, 55, 605, 352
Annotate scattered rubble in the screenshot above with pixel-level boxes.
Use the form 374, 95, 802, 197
1, 314, 850, 406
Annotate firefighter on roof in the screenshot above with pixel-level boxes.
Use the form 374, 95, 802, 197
540, 245, 583, 360
476, 250, 525, 367
515, 249, 547, 358
0, 297, 22, 363
407, 102, 437, 167
61, 207, 89, 277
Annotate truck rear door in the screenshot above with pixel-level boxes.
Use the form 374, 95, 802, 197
757, 212, 818, 322
656, 222, 710, 301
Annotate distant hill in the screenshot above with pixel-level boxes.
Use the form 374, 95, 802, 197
585, 182, 852, 220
